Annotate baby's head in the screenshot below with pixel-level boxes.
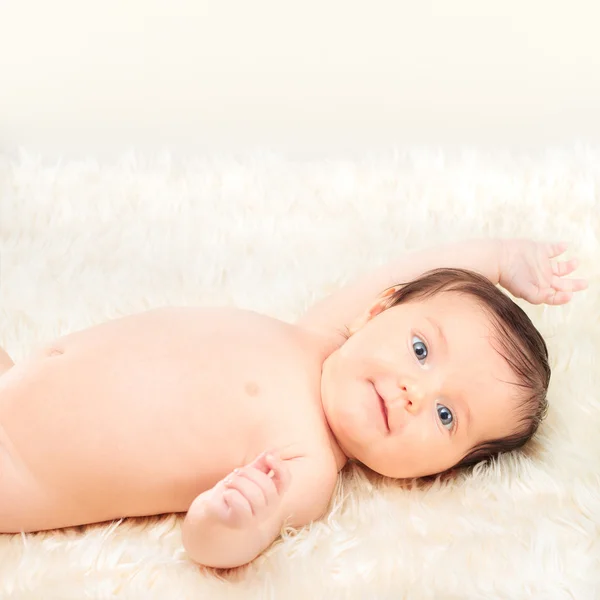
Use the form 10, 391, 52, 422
321, 268, 550, 478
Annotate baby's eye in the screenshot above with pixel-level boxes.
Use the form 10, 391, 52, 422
412, 336, 428, 363
437, 403, 453, 430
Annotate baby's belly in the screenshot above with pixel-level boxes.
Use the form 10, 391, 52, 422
0, 308, 316, 528
1, 358, 234, 525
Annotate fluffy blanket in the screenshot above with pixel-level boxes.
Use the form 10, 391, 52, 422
0, 146, 598, 599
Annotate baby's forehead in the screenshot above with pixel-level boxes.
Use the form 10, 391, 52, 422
401, 293, 511, 365
399, 291, 492, 323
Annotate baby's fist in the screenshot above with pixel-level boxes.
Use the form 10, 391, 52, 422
208, 452, 291, 529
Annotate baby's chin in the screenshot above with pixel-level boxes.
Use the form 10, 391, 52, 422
352, 447, 445, 479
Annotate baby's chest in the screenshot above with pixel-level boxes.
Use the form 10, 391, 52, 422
186, 349, 326, 460
150, 317, 329, 478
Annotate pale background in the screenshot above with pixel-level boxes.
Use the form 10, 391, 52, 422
1, 2, 599, 598
1, 0, 600, 157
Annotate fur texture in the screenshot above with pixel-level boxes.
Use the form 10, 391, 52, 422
0, 146, 599, 599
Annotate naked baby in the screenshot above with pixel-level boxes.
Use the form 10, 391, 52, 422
0, 238, 587, 568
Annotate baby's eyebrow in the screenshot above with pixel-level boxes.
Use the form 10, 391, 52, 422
425, 316, 447, 351
447, 393, 471, 438
459, 396, 472, 433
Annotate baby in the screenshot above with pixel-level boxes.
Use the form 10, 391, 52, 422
0, 238, 587, 568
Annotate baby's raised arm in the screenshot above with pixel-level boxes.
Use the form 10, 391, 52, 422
182, 452, 334, 568
298, 238, 587, 337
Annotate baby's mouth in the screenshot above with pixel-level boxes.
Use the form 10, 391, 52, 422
372, 382, 390, 433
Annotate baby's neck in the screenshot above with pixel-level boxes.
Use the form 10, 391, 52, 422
327, 427, 349, 472
292, 323, 349, 471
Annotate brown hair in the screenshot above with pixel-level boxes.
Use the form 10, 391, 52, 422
379, 268, 550, 470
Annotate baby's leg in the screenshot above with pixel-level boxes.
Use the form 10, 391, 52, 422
0, 439, 39, 533
0, 412, 48, 533
0, 350, 40, 532
0, 347, 14, 378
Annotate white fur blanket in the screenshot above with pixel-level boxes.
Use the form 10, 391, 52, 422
0, 146, 598, 599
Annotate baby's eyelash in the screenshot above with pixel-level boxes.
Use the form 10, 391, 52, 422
449, 410, 458, 434
441, 405, 458, 434
411, 333, 429, 362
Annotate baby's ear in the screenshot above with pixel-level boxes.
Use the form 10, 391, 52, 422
347, 285, 401, 335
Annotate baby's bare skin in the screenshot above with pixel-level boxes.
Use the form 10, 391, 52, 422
0, 239, 587, 567
0, 307, 341, 532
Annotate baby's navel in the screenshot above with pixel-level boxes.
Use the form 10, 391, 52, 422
244, 381, 260, 397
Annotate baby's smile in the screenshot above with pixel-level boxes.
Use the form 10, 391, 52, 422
321, 291, 529, 479
370, 380, 390, 433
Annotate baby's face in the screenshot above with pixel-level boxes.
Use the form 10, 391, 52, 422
321, 292, 521, 478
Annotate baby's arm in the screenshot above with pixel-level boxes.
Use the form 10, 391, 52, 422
298, 238, 587, 337
298, 238, 503, 335
182, 452, 332, 568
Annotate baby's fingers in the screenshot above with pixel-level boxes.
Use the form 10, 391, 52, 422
552, 258, 579, 277
222, 489, 253, 526
223, 472, 269, 516
545, 290, 573, 306
546, 241, 569, 258
551, 274, 588, 293
264, 454, 292, 496
247, 452, 292, 496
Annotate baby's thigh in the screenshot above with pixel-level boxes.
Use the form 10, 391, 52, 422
0, 429, 49, 533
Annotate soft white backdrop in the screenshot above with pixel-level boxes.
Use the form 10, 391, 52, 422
0, 145, 599, 599
1, 2, 600, 598
1, 0, 600, 157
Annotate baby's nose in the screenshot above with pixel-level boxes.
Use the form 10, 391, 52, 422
400, 383, 427, 414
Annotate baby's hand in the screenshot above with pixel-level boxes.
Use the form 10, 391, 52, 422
205, 452, 291, 529
499, 240, 588, 305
